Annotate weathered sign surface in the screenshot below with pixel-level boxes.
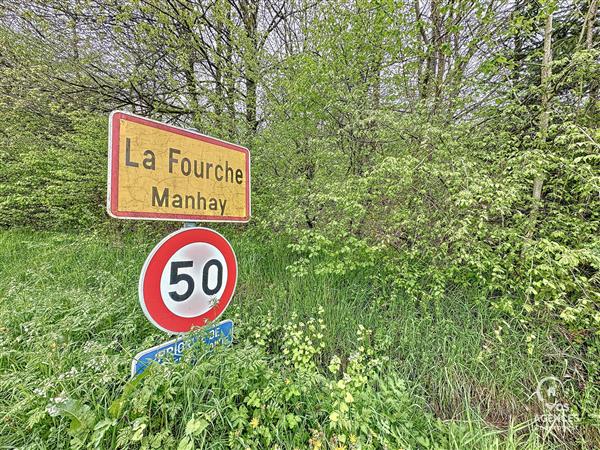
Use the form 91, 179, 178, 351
131, 319, 233, 377
139, 227, 237, 334
107, 111, 250, 222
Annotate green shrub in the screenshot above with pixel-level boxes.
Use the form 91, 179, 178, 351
0, 112, 107, 229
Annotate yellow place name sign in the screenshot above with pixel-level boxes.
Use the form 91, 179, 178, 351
107, 111, 250, 222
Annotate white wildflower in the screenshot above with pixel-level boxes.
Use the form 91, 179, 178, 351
46, 404, 59, 417
33, 388, 45, 397
52, 395, 66, 404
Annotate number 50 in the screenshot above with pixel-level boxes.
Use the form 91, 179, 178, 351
168, 259, 223, 302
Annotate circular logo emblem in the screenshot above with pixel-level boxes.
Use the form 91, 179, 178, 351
139, 227, 237, 333
536, 376, 563, 409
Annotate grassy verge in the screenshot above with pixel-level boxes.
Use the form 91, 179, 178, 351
0, 229, 586, 448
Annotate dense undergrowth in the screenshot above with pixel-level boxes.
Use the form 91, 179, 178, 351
1, 1, 599, 448
0, 229, 596, 448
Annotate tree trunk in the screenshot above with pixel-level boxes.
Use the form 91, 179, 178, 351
585, 0, 598, 50
585, 0, 598, 117
184, 52, 200, 125
414, 0, 429, 101
431, 0, 445, 113
532, 9, 553, 205
223, 7, 236, 134
241, 0, 259, 133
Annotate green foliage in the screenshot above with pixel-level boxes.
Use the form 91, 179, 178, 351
0, 230, 562, 449
0, 111, 107, 229
1, 0, 599, 447
255, 28, 599, 393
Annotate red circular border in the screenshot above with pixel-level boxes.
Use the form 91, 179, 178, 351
140, 228, 237, 333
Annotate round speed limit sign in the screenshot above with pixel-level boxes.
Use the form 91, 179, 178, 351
139, 227, 237, 334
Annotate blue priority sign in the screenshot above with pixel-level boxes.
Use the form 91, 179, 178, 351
131, 320, 233, 377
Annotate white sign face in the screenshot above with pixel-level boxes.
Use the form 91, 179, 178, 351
159, 242, 228, 318
138, 227, 237, 334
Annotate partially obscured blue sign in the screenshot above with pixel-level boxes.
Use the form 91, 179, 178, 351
131, 320, 233, 377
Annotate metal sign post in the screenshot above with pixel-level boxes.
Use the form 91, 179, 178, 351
106, 111, 250, 376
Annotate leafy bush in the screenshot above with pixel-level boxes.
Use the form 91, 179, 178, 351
0, 111, 107, 229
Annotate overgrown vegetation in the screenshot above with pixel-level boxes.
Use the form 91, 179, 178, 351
0, 0, 598, 448
0, 230, 550, 448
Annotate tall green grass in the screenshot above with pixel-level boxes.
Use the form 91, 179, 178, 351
0, 229, 585, 448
